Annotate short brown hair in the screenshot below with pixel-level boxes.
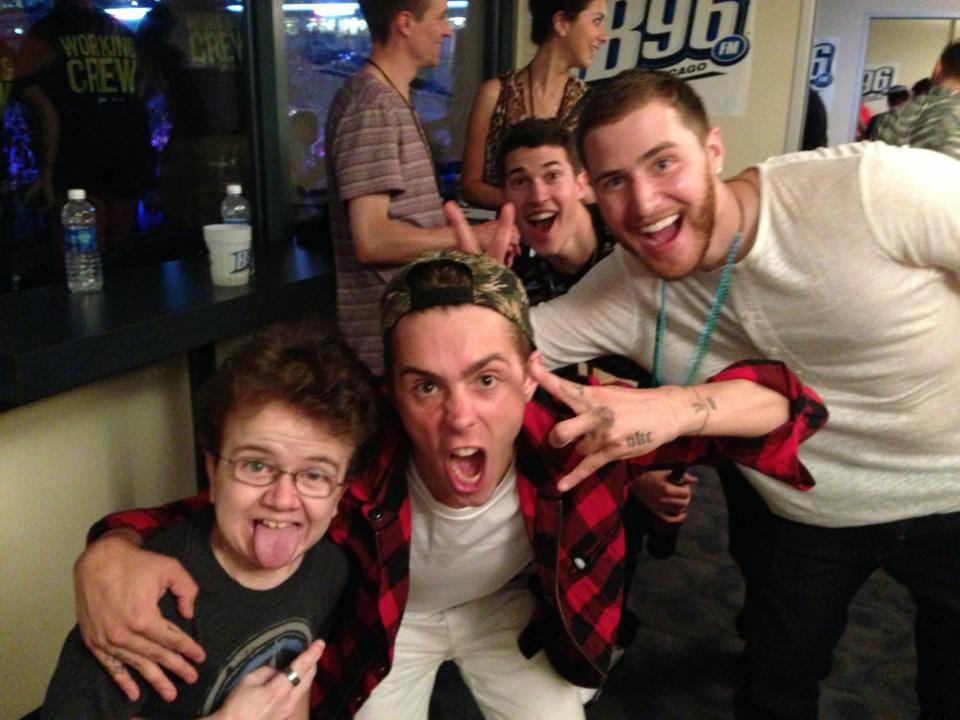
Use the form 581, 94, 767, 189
196, 320, 382, 472
499, 117, 582, 178
576, 69, 710, 170
360, 0, 431, 44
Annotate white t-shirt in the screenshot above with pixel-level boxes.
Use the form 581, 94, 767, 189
404, 460, 533, 616
531, 142, 960, 528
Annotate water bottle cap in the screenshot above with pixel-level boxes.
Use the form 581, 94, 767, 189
67, 188, 87, 200
225, 184, 243, 195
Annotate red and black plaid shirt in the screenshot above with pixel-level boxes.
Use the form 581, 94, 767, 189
91, 360, 826, 718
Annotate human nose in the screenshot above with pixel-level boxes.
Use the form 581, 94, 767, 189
443, 387, 477, 430
530, 178, 550, 203
629, 175, 659, 218
263, 470, 301, 507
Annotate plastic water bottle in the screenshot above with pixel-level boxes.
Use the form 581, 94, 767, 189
62, 188, 103, 292
220, 183, 250, 224
219, 183, 253, 275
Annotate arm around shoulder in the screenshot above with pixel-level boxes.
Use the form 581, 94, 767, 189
76, 496, 209, 703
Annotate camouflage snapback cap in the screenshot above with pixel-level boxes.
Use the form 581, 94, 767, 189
380, 250, 533, 342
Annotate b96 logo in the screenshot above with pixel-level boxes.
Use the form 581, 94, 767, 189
585, 0, 751, 82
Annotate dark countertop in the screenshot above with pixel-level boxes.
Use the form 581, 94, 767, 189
0, 243, 335, 409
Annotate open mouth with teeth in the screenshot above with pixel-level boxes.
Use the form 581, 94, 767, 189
640, 213, 681, 246
526, 210, 558, 235
448, 446, 486, 494
253, 517, 301, 568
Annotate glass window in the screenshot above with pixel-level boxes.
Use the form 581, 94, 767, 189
0, 1, 501, 293
0, 0, 249, 293
281, 1, 487, 239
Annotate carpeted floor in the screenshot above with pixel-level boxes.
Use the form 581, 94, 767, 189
430, 468, 919, 719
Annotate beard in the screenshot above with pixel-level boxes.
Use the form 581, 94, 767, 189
617, 168, 717, 280
629, 165, 717, 281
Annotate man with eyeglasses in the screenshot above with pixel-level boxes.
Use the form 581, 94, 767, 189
39, 321, 381, 718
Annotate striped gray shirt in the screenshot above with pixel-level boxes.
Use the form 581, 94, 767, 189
325, 72, 445, 375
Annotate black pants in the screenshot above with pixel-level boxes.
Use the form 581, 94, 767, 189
734, 510, 960, 720
718, 461, 775, 639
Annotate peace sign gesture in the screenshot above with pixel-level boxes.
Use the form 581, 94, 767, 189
529, 360, 687, 491
529, 359, 791, 491
444, 200, 520, 266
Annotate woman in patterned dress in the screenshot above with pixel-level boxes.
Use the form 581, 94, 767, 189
459, 0, 608, 210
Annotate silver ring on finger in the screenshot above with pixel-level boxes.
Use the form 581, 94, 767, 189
284, 667, 301, 686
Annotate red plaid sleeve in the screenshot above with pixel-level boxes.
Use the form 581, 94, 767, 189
634, 359, 828, 489
86, 491, 210, 544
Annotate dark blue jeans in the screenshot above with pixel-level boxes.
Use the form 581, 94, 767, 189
735, 510, 960, 720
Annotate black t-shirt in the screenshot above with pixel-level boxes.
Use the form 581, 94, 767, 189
17, 3, 154, 195
41, 507, 348, 718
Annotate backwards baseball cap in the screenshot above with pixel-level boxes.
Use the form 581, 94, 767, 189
380, 249, 534, 343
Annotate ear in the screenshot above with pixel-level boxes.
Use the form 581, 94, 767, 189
334, 474, 353, 512
552, 10, 572, 38
396, 9, 416, 38
523, 350, 542, 402
932, 59, 944, 84
574, 169, 589, 200
204, 452, 219, 502
705, 125, 725, 177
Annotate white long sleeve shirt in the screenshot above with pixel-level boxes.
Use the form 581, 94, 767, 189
532, 142, 960, 527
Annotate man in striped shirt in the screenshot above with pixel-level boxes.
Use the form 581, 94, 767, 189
325, 0, 515, 375
876, 41, 960, 160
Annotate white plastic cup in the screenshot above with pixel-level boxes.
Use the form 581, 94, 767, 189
203, 223, 252, 286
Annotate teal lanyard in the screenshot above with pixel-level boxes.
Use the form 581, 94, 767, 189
652, 230, 742, 387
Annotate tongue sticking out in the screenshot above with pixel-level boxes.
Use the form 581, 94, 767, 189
252, 521, 300, 569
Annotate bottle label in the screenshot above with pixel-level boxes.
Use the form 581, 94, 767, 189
65, 227, 97, 252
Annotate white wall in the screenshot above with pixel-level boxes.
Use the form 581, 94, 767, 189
864, 18, 954, 115
717, 1, 811, 168
815, 0, 960, 145
0, 356, 197, 718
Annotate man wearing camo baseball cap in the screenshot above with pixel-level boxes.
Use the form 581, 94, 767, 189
330, 248, 825, 719
381, 248, 533, 345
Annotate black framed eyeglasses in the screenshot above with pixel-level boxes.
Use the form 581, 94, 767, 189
217, 456, 346, 499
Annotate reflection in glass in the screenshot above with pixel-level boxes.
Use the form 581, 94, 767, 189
0, 0, 247, 294
282, 1, 482, 239
137, 0, 248, 230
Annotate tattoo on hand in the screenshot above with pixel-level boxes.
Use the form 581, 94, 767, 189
596, 405, 614, 428
626, 431, 653, 448
105, 654, 126, 675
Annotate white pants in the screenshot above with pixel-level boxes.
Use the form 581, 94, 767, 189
354, 586, 587, 720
